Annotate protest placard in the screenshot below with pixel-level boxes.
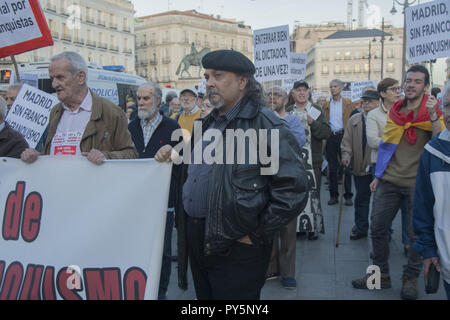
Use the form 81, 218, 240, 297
11, 72, 38, 88
283, 53, 307, 92
405, 0, 450, 64
5, 84, 59, 148
0, 0, 53, 58
351, 80, 377, 102
253, 25, 290, 82
0, 157, 171, 300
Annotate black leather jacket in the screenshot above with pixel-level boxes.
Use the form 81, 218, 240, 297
175, 98, 309, 290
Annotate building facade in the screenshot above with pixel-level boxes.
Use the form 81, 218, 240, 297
305, 29, 404, 95
135, 10, 253, 89
11, 0, 136, 73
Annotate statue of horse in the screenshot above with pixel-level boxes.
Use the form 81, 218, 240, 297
176, 47, 211, 78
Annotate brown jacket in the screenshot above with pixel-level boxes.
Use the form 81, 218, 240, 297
340, 113, 372, 176
0, 122, 29, 158
44, 90, 138, 159
323, 97, 357, 130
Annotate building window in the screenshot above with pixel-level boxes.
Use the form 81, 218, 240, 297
387, 63, 395, 72
344, 51, 351, 60
334, 64, 341, 74
321, 52, 329, 61
387, 48, 394, 58
354, 51, 361, 59
322, 65, 329, 74
344, 65, 351, 73
364, 63, 369, 72
335, 52, 342, 60
354, 64, 361, 73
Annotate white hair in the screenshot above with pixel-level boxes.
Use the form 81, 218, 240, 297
138, 82, 162, 99
0, 96, 7, 121
330, 79, 344, 88
50, 51, 88, 81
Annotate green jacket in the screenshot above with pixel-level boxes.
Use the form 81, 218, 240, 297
45, 90, 138, 159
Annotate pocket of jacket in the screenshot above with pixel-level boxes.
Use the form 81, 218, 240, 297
231, 165, 268, 231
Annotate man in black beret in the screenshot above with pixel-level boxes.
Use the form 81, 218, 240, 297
155, 49, 309, 299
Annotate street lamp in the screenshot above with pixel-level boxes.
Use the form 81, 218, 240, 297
372, 17, 394, 80
391, 0, 417, 83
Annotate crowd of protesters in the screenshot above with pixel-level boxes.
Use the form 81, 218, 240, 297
1, 49, 449, 301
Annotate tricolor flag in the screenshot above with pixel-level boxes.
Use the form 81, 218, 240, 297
375, 94, 444, 179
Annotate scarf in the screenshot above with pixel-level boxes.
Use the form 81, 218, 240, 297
375, 94, 444, 179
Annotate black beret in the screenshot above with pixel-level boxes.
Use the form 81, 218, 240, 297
202, 50, 255, 75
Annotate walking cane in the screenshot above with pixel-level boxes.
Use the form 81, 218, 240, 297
335, 173, 346, 248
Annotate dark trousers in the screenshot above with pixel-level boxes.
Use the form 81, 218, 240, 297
353, 175, 373, 235
326, 133, 353, 200
186, 215, 272, 300
267, 218, 297, 278
370, 180, 422, 277
158, 210, 174, 300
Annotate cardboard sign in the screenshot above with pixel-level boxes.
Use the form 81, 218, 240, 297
351, 80, 377, 102
405, 0, 450, 64
0, 157, 172, 300
283, 53, 307, 92
0, 0, 53, 58
253, 25, 291, 82
5, 84, 59, 148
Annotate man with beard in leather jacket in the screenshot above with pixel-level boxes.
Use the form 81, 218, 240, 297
155, 49, 309, 300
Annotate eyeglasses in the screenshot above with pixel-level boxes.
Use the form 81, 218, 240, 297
387, 86, 402, 92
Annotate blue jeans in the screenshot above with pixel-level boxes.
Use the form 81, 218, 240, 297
444, 281, 450, 300
353, 175, 373, 235
158, 210, 174, 300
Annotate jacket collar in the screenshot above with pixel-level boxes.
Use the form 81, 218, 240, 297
235, 98, 258, 119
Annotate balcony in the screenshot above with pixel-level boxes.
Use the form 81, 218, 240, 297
86, 17, 95, 24
51, 31, 59, 39
98, 42, 107, 49
123, 48, 132, 54
110, 45, 119, 52
74, 37, 84, 45
86, 40, 96, 47
162, 57, 171, 64
61, 33, 72, 42
60, 9, 69, 16
150, 58, 157, 65
110, 23, 118, 30
46, 4, 56, 12
98, 20, 105, 27
140, 60, 148, 66
123, 26, 131, 33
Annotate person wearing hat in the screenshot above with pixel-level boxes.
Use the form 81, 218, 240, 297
154, 49, 309, 300
341, 90, 380, 241
289, 80, 331, 240
171, 86, 201, 142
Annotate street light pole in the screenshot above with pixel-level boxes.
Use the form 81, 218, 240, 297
368, 40, 372, 80
391, 0, 417, 83
381, 17, 385, 80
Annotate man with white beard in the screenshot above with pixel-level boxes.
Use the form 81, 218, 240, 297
128, 82, 181, 300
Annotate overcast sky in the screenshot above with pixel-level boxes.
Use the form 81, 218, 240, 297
131, 0, 433, 31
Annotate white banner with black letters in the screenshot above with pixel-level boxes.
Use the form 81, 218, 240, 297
0, 157, 171, 300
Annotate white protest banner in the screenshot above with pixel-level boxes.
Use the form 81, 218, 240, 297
405, 0, 450, 64
5, 84, 59, 148
11, 72, 38, 88
253, 25, 290, 82
0, 157, 171, 300
283, 53, 307, 92
0, 0, 53, 58
351, 80, 377, 102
